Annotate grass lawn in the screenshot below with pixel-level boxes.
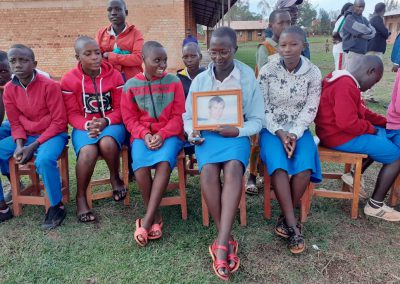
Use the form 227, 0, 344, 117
1, 37, 400, 283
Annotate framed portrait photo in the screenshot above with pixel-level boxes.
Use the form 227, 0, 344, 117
192, 89, 243, 131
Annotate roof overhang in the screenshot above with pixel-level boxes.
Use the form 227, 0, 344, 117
192, 0, 238, 27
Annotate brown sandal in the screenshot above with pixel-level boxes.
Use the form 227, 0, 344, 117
287, 226, 305, 254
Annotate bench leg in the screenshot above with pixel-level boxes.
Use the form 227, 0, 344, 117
351, 160, 362, 219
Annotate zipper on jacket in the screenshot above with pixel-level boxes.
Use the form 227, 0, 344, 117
91, 77, 104, 118
147, 82, 159, 122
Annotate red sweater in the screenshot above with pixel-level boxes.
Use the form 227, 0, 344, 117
60, 61, 124, 130
3, 73, 67, 144
315, 71, 386, 148
121, 72, 185, 143
96, 23, 144, 80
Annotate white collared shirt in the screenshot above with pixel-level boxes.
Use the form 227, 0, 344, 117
211, 65, 241, 91
108, 24, 127, 49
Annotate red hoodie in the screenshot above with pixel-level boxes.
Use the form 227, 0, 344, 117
121, 72, 185, 143
60, 61, 124, 130
315, 70, 386, 148
3, 72, 67, 144
96, 23, 144, 80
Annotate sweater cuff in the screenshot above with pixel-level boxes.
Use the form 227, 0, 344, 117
84, 121, 90, 130
105, 117, 111, 126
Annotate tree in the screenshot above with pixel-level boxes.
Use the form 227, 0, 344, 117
257, 0, 276, 20
228, 0, 263, 21
385, 0, 398, 11
318, 9, 331, 35
298, 0, 317, 28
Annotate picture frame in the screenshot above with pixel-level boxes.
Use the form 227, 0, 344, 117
192, 89, 243, 131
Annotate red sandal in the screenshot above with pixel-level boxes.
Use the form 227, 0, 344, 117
148, 220, 163, 240
134, 219, 148, 247
228, 239, 240, 273
209, 241, 230, 281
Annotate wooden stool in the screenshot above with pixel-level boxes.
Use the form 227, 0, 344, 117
389, 175, 400, 207
306, 147, 368, 219
262, 163, 313, 223
201, 177, 247, 227
86, 145, 130, 208
159, 150, 188, 220
10, 147, 70, 216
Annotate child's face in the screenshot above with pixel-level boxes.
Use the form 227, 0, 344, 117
353, 1, 365, 16
278, 33, 305, 66
0, 60, 11, 86
209, 102, 224, 120
209, 35, 236, 71
8, 48, 36, 82
271, 12, 291, 40
359, 69, 383, 92
182, 45, 201, 72
76, 41, 102, 73
107, 0, 127, 26
282, 5, 299, 25
144, 47, 167, 78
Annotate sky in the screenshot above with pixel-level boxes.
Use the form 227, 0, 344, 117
248, 0, 381, 17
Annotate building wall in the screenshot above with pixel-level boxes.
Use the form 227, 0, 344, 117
385, 15, 400, 44
236, 29, 264, 43
0, 0, 188, 79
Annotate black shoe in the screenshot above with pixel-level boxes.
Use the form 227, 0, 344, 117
42, 203, 66, 230
0, 207, 13, 223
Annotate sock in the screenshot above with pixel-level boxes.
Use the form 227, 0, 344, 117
368, 198, 384, 209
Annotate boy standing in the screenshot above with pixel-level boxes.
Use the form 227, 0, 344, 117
96, 0, 144, 81
0, 45, 68, 228
315, 55, 400, 222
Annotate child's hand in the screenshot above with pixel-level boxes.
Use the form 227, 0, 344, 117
189, 131, 205, 145
149, 134, 163, 150
103, 52, 109, 59
287, 133, 297, 159
214, 125, 239, 137
392, 65, 399, 73
16, 141, 39, 164
276, 130, 292, 157
144, 133, 153, 149
13, 145, 23, 162
94, 118, 107, 132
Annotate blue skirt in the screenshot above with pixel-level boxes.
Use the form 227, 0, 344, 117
131, 136, 184, 171
72, 124, 126, 156
259, 129, 322, 183
195, 131, 250, 172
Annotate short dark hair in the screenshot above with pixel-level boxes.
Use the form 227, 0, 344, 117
0, 50, 7, 63
9, 44, 35, 60
108, 0, 127, 10
211, 27, 237, 47
269, 9, 290, 23
182, 42, 201, 55
280, 26, 305, 42
142, 41, 164, 57
374, 2, 386, 14
74, 35, 97, 54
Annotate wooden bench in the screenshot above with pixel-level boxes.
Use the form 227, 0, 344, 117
10, 147, 70, 216
304, 146, 368, 219
86, 145, 130, 208
389, 175, 400, 207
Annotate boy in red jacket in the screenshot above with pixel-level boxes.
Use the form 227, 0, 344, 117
121, 41, 185, 246
61, 36, 127, 222
315, 55, 400, 222
96, 0, 144, 81
0, 44, 68, 229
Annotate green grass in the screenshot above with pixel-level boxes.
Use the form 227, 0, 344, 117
1, 37, 400, 283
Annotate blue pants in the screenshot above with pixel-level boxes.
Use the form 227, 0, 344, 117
333, 128, 400, 164
0, 121, 11, 176
0, 133, 68, 204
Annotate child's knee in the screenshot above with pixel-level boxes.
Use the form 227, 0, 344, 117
34, 155, 56, 170
294, 170, 311, 180
99, 136, 118, 152
78, 146, 99, 163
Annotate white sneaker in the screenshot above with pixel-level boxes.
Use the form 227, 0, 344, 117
364, 203, 400, 222
341, 172, 368, 198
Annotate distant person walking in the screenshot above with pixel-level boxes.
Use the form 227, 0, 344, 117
332, 2, 353, 70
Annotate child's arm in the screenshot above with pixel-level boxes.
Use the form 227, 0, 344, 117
61, 80, 91, 130
343, 15, 374, 37
363, 106, 387, 127
256, 45, 269, 76
183, 77, 199, 138
259, 68, 282, 135
239, 76, 264, 137
0, 91, 4, 125
333, 79, 376, 135
103, 71, 125, 125
360, 23, 376, 40
3, 87, 27, 141
107, 29, 144, 68
157, 80, 185, 140
290, 67, 322, 138
121, 88, 151, 139
35, 83, 68, 144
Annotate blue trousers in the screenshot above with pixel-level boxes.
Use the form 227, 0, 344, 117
333, 127, 400, 164
0, 121, 11, 175
0, 133, 68, 204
